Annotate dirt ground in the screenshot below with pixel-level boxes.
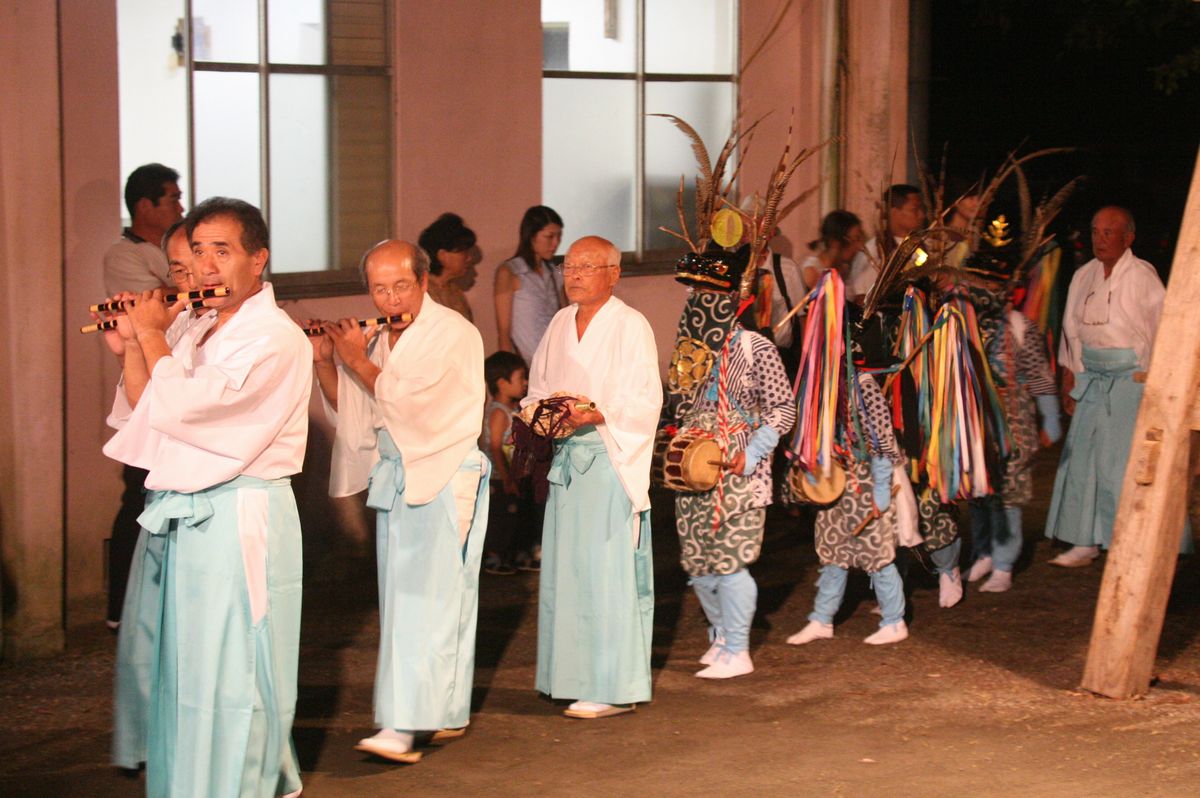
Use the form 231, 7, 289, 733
2, 447, 1199, 797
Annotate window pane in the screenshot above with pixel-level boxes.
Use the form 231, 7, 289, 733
644, 81, 735, 250
268, 0, 325, 65
193, 71, 262, 207
645, 0, 736, 75
192, 0, 259, 63
542, 0, 636, 73
329, 0, 388, 66
118, 0, 189, 223
268, 75, 328, 273
330, 75, 391, 270
543, 78, 636, 252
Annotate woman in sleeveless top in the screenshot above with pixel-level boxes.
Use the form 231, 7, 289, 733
494, 206, 565, 360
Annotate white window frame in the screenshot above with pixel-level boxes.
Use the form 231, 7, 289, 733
542, 1, 740, 275
184, 0, 393, 298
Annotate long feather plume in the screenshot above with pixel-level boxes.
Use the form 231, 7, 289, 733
660, 174, 697, 251
1008, 174, 1085, 287
1013, 162, 1034, 267
653, 114, 758, 253
862, 233, 929, 318
968, 147, 1074, 251
775, 182, 822, 225
652, 114, 713, 190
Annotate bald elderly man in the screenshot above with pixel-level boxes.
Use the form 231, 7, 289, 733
1045, 206, 1189, 566
523, 236, 662, 719
313, 240, 488, 762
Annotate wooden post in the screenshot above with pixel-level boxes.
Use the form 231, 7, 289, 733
1080, 146, 1200, 699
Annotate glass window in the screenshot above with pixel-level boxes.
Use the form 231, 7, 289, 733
542, 0, 637, 73
118, 0, 392, 291
644, 81, 736, 251
192, 71, 262, 207
268, 74, 328, 273
543, 78, 638, 250
191, 0, 258, 64
268, 0, 327, 66
645, 0, 736, 75
542, 0, 738, 267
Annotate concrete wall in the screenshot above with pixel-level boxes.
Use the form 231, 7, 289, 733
844, 0, 911, 228
0, 0, 912, 653
60, 0, 126, 613
389, 0, 543, 357
1, 1, 67, 658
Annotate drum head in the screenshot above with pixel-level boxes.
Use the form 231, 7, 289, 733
800, 462, 846, 505
681, 437, 722, 491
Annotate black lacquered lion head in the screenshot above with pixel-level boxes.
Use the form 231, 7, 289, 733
674, 244, 751, 294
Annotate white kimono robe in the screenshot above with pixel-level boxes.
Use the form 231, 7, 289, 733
525, 295, 662, 513
333, 297, 491, 731
1047, 249, 1185, 551
323, 333, 389, 498
1058, 248, 1164, 374
104, 283, 310, 798
525, 296, 662, 704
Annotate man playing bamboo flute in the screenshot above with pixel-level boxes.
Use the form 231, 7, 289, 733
313, 239, 488, 763
102, 197, 309, 798
525, 235, 661, 719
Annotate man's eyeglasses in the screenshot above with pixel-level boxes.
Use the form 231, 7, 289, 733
371, 280, 419, 298
556, 263, 616, 276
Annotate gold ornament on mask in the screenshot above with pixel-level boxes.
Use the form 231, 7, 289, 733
710, 208, 744, 248
669, 338, 715, 392
981, 215, 1013, 248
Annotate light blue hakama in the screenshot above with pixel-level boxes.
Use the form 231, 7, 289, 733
112, 525, 163, 769
537, 429, 655, 705
114, 508, 248, 774
135, 476, 303, 798
1046, 347, 1192, 552
366, 430, 490, 731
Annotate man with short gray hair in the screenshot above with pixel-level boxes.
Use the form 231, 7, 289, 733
524, 235, 662, 719
1045, 205, 1189, 566
313, 239, 488, 763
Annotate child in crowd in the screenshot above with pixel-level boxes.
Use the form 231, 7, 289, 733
481, 351, 539, 574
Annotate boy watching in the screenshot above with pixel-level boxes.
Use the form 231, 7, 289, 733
481, 351, 535, 574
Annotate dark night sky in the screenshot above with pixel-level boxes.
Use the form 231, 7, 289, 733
928, 0, 1200, 275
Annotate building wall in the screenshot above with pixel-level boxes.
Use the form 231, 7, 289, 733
0, 0, 912, 651
844, 0, 911, 227
1, 0, 67, 658
60, 0, 126, 613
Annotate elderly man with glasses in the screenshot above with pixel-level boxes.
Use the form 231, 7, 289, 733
312, 239, 488, 763
1045, 206, 1188, 566
523, 235, 662, 719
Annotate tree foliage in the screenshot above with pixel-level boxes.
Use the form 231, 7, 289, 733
956, 0, 1200, 95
